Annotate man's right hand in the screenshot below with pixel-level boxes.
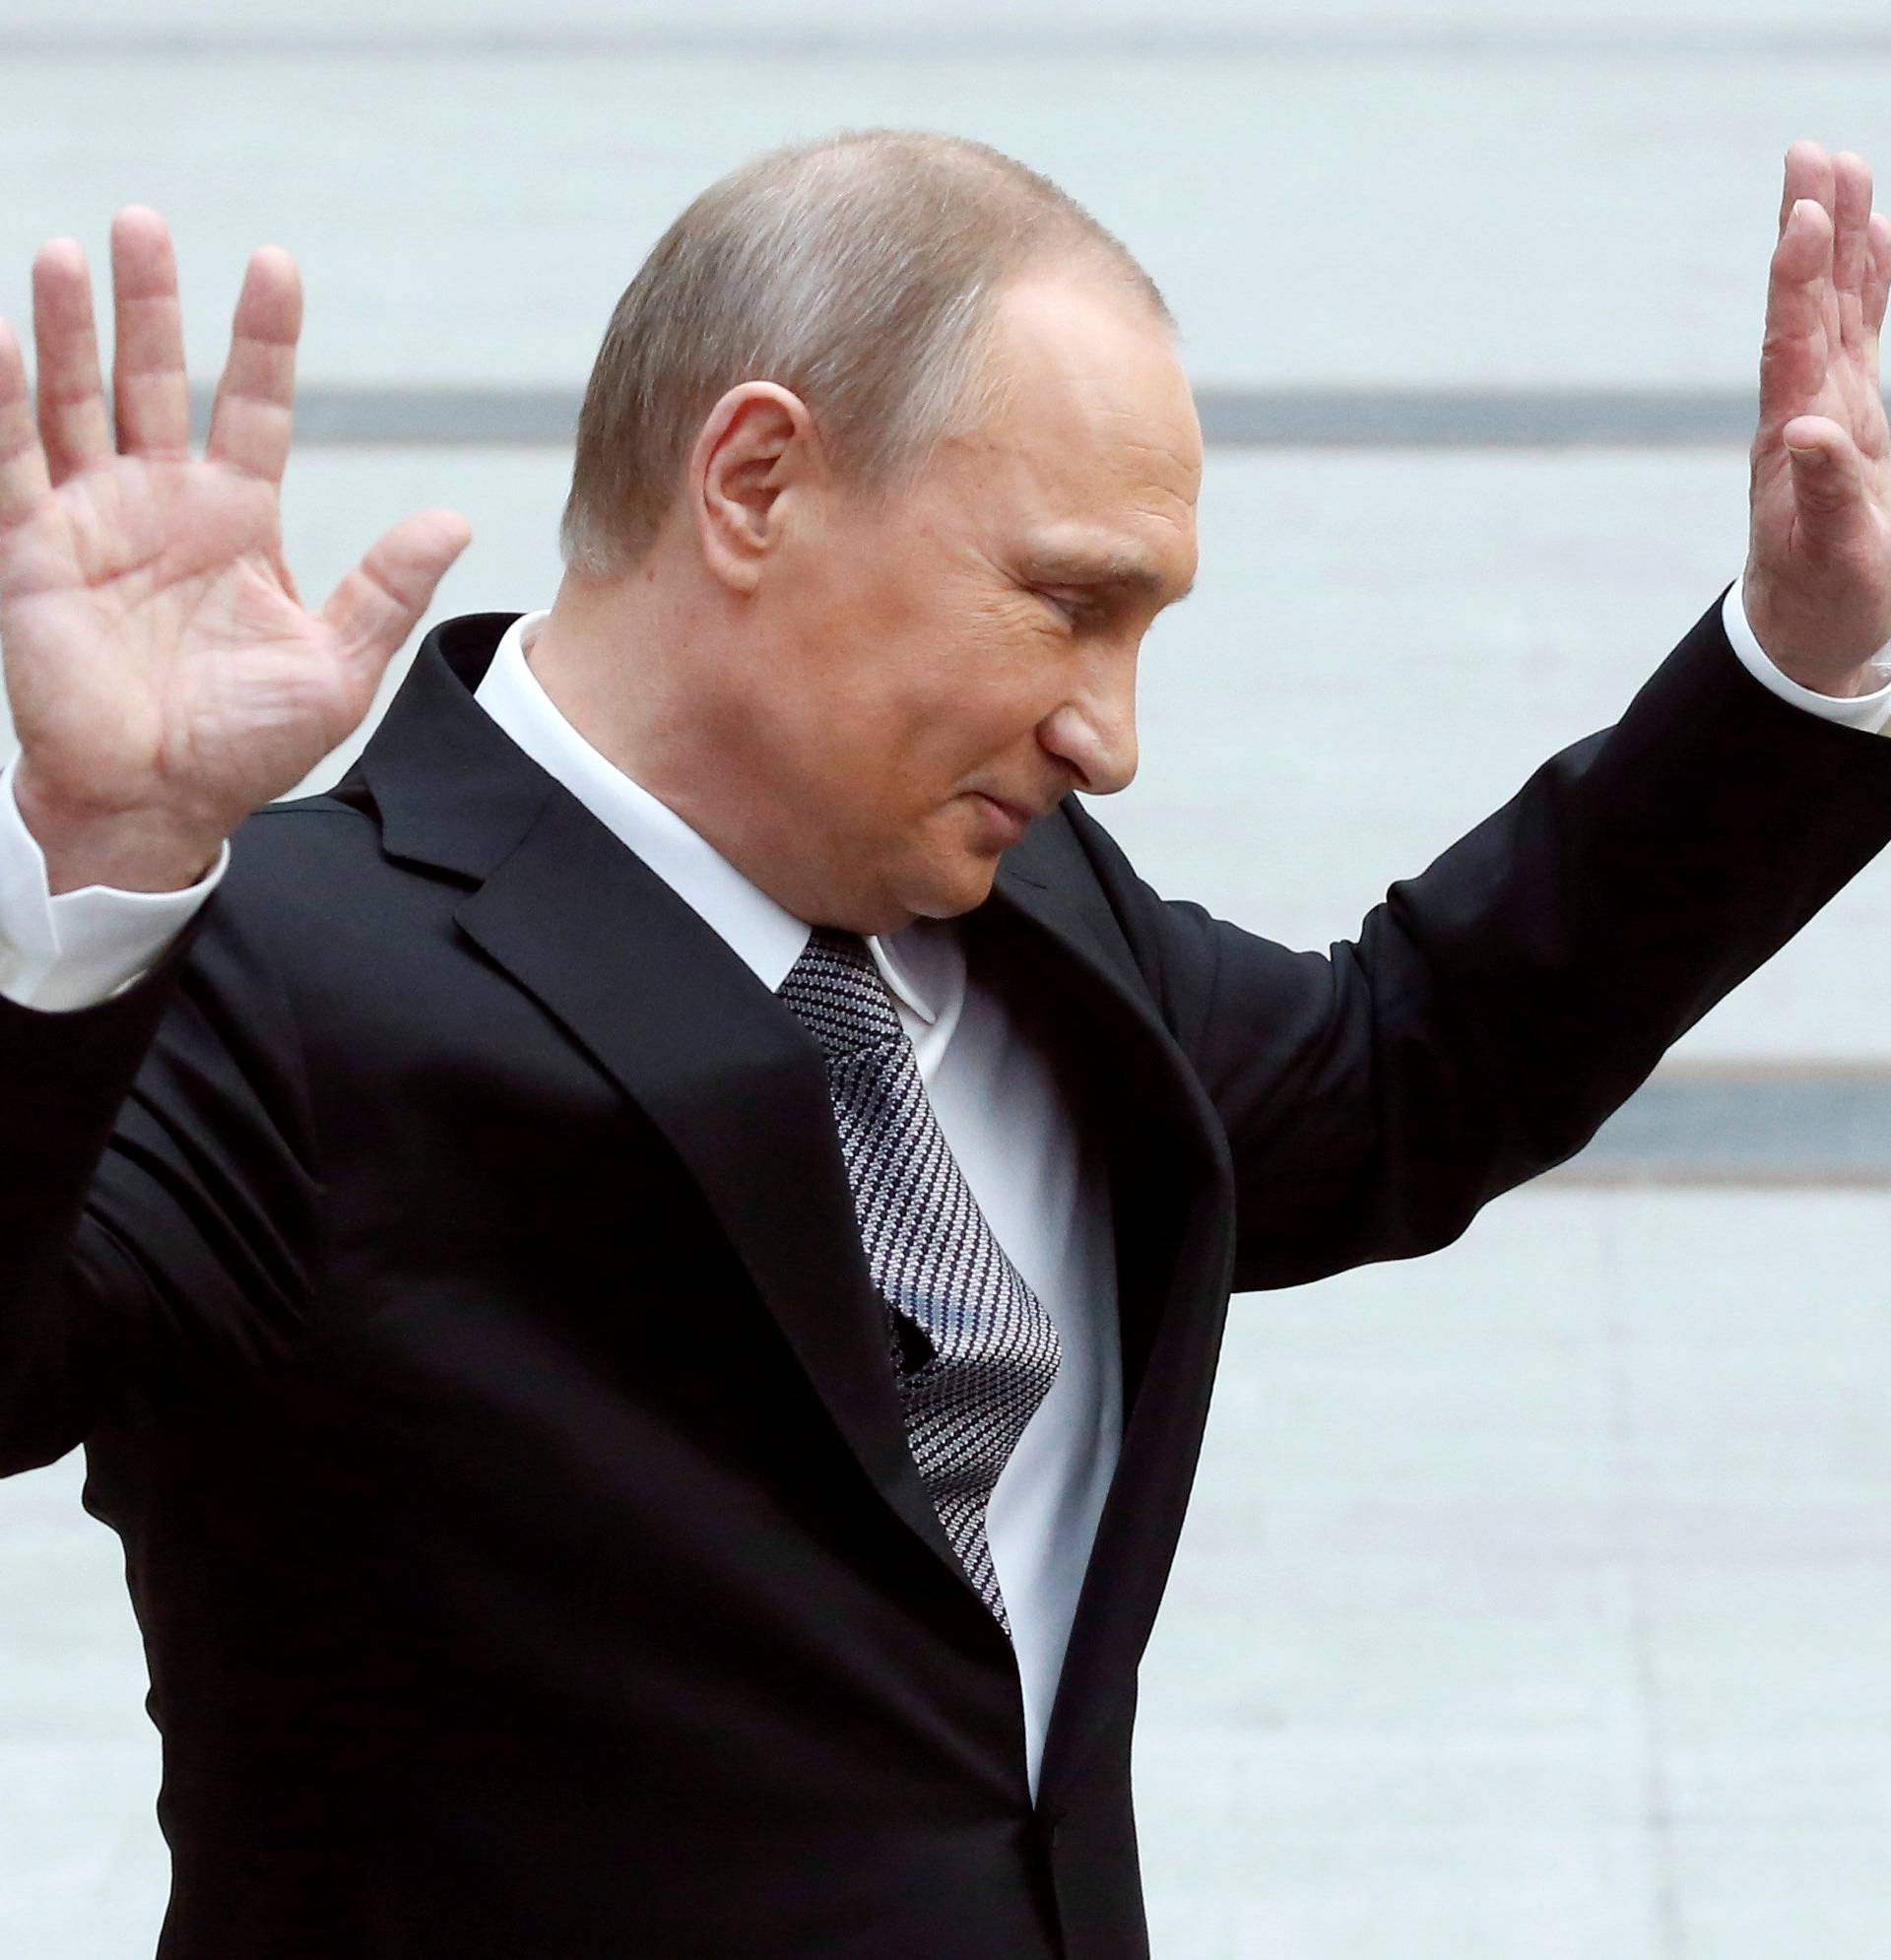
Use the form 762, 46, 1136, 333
0, 207, 470, 894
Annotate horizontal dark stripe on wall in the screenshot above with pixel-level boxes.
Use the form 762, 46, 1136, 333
1552, 1065, 1891, 1188
1193, 388, 1780, 450
188, 384, 1815, 450
11, 25, 1891, 63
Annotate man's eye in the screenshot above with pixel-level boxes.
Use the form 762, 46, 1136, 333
1038, 590, 1091, 625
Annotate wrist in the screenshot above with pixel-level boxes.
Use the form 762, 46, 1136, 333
13, 761, 227, 896
1741, 567, 1891, 697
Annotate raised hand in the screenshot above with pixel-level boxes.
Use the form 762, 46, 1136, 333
1743, 143, 1891, 694
0, 208, 470, 893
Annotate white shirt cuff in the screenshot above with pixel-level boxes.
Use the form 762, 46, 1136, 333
1723, 580, 1891, 733
0, 750, 228, 1013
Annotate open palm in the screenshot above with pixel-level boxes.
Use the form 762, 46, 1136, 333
0, 208, 468, 890
1744, 144, 1891, 688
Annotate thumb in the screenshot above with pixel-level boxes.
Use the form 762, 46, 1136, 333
321, 507, 472, 680
1782, 415, 1868, 533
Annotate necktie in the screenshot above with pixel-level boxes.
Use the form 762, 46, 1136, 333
776, 927, 1063, 1636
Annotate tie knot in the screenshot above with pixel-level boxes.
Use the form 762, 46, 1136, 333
776, 927, 905, 1061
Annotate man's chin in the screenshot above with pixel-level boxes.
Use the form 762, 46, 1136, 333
898, 853, 1004, 924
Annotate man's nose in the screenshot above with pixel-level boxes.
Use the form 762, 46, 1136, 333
1036, 654, 1139, 797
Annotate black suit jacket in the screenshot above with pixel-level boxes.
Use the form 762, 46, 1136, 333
6, 588, 1891, 1958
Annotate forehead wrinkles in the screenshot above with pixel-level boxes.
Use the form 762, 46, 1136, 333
1002, 356, 1201, 524
919, 337, 1199, 577
946, 410, 1195, 539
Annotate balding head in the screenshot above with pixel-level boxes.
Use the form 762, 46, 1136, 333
558, 127, 1174, 577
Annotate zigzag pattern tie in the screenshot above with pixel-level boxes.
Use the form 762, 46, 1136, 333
777, 927, 1063, 1637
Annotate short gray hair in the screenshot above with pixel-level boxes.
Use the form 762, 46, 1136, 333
557, 127, 1174, 577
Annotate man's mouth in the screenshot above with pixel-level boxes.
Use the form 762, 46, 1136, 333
967, 792, 1034, 845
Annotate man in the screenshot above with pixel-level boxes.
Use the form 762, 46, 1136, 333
2, 127, 1890, 1957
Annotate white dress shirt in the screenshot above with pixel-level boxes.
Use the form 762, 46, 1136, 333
0, 608, 1129, 1800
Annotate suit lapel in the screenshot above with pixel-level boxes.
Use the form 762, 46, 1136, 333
453, 797, 944, 1528
357, 617, 965, 1593
985, 841, 1238, 1812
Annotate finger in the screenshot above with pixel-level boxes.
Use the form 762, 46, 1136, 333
0, 319, 53, 531
1832, 152, 1873, 351
1758, 199, 1837, 432
1864, 212, 1891, 339
206, 246, 301, 487
320, 508, 473, 679
110, 206, 191, 458
1780, 139, 1835, 237
1782, 414, 1872, 543
30, 238, 112, 483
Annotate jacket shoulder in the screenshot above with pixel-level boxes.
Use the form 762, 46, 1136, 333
223, 781, 381, 883
198, 781, 404, 974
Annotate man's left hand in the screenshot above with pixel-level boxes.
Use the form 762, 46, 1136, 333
1744, 141, 1891, 696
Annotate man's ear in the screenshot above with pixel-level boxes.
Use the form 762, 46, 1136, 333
689, 381, 823, 594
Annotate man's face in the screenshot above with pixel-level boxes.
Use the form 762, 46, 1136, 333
742, 269, 1203, 934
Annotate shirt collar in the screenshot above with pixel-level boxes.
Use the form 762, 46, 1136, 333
471, 610, 940, 1024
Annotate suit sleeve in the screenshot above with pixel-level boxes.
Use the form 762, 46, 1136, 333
0, 874, 322, 1475
0, 750, 228, 1012
1071, 585, 1891, 1292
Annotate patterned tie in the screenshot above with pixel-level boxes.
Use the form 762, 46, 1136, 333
777, 927, 1063, 1636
